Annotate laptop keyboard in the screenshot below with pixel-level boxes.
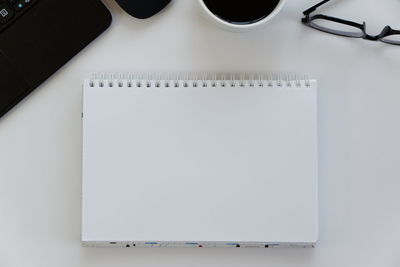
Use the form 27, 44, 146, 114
0, 0, 38, 32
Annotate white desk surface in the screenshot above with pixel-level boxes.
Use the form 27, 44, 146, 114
1, 0, 400, 266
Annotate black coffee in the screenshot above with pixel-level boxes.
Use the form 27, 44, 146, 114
203, 0, 281, 25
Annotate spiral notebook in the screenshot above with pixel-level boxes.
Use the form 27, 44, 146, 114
82, 74, 319, 248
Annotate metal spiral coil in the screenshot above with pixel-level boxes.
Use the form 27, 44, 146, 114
88, 73, 312, 88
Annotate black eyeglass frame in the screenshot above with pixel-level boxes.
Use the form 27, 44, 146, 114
301, 0, 400, 45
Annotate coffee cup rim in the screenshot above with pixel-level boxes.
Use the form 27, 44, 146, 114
198, 0, 287, 30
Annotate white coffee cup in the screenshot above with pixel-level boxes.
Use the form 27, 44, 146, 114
197, 0, 287, 32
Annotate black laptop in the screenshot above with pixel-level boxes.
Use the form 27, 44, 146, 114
0, 0, 112, 118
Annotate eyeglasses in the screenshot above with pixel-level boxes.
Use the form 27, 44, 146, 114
302, 0, 400, 45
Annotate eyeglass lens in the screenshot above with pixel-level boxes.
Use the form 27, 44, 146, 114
309, 18, 364, 37
380, 34, 400, 45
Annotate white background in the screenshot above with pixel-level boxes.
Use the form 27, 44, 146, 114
1, 0, 400, 266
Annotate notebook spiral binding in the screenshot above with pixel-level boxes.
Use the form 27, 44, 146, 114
88, 73, 311, 88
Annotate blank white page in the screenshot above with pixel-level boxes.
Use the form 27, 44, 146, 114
82, 78, 318, 248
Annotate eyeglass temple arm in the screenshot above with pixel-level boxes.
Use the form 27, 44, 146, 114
303, 0, 332, 16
